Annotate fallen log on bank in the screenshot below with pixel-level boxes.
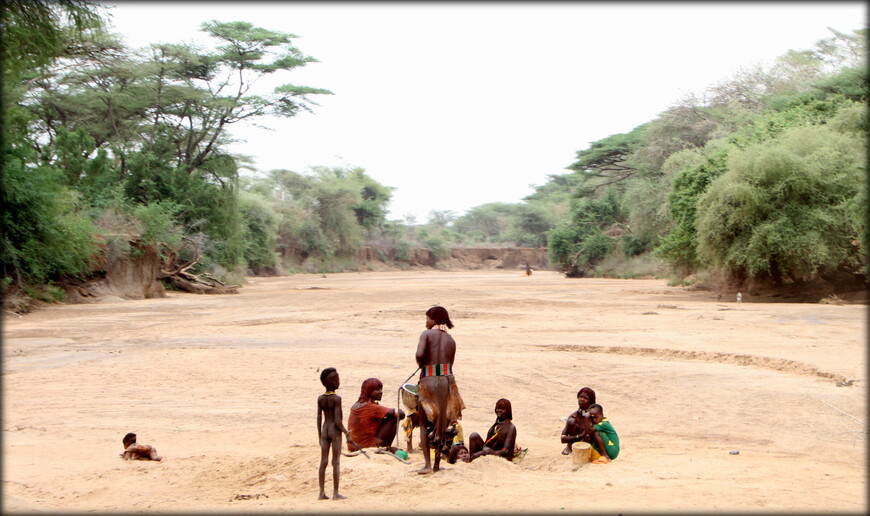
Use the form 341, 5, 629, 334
159, 237, 239, 295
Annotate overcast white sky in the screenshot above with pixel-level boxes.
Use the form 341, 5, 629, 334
100, 2, 866, 222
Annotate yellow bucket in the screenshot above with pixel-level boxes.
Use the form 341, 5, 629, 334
572, 442, 591, 464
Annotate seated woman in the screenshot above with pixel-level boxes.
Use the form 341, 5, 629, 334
468, 398, 522, 462
347, 378, 405, 453
560, 386, 596, 455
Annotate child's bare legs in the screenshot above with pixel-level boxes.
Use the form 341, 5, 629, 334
590, 430, 610, 464
148, 448, 164, 462
467, 432, 483, 457
405, 414, 417, 453
318, 438, 330, 500
330, 438, 346, 500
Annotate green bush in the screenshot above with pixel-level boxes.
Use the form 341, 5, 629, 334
547, 223, 584, 267
578, 230, 612, 265
392, 241, 413, 262
546, 189, 622, 272
696, 120, 866, 283
238, 192, 279, 273
620, 233, 653, 256
653, 148, 729, 274
1, 156, 100, 284
24, 283, 66, 303
131, 201, 183, 248
423, 236, 450, 261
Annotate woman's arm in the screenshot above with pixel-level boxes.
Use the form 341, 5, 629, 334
493, 424, 517, 458
560, 416, 584, 443
415, 331, 428, 366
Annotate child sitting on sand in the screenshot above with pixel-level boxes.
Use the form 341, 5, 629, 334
585, 403, 619, 464
402, 412, 463, 461
120, 433, 164, 461
447, 443, 471, 464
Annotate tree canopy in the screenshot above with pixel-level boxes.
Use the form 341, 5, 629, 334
526, 27, 867, 290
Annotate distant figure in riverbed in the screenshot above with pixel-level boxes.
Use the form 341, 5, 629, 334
525, 262, 533, 276
121, 433, 164, 461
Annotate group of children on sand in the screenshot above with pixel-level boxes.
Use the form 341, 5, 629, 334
314, 305, 620, 500
119, 305, 619, 501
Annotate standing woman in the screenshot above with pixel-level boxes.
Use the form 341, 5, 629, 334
415, 305, 466, 474
468, 398, 521, 461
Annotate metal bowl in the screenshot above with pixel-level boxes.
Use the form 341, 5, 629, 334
401, 383, 418, 410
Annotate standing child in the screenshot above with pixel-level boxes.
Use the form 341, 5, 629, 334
317, 367, 359, 500
585, 403, 620, 464
120, 433, 164, 461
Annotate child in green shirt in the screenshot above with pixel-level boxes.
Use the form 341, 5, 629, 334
586, 403, 619, 463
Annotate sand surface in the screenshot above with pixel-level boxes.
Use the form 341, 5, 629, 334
2, 270, 866, 513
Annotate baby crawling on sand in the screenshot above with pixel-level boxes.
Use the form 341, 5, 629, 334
120, 432, 164, 461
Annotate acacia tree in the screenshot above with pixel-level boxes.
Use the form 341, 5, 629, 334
151, 21, 334, 174
20, 19, 334, 278
565, 124, 647, 195
706, 28, 867, 113
29, 21, 332, 184
0, 0, 104, 83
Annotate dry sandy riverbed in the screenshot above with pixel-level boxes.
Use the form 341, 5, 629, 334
2, 270, 866, 513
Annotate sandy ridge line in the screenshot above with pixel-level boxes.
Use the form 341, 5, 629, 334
544, 344, 855, 385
